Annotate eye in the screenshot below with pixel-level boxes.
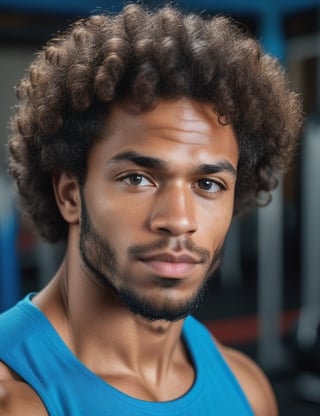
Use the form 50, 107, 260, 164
196, 178, 223, 193
121, 174, 153, 187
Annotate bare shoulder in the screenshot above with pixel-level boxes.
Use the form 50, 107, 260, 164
0, 362, 47, 416
218, 343, 278, 416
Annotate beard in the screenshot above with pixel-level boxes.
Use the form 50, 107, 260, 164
79, 193, 224, 322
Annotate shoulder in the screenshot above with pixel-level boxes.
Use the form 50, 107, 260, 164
0, 362, 47, 416
218, 343, 278, 416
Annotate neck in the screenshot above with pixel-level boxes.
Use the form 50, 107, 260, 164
33, 255, 193, 401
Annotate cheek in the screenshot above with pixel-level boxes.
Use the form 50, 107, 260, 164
197, 207, 233, 248
92, 199, 146, 250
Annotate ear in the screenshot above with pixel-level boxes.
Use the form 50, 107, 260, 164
53, 171, 81, 225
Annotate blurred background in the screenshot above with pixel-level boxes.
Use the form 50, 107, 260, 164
0, 0, 320, 414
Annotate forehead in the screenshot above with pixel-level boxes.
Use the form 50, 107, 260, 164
92, 98, 239, 167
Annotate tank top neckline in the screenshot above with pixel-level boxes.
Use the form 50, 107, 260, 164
20, 293, 205, 412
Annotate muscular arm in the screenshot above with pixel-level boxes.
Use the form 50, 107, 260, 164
220, 345, 278, 416
0, 362, 47, 416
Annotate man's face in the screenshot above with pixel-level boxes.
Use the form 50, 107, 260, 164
79, 99, 238, 321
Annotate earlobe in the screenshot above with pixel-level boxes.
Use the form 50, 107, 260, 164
53, 171, 80, 224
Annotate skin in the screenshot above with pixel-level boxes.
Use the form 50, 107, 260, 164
0, 99, 278, 415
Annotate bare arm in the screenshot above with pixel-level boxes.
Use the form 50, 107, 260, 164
0, 362, 47, 416
220, 345, 278, 416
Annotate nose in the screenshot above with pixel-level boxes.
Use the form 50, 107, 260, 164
149, 183, 197, 237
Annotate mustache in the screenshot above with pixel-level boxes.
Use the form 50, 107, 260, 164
127, 238, 211, 264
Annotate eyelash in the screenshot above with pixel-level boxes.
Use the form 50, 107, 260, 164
120, 173, 154, 187
118, 173, 226, 195
195, 178, 226, 194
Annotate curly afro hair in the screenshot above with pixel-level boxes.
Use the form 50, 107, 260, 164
8, 4, 303, 242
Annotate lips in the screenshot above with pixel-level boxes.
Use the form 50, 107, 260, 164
141, 252, 199, 263
139, 252, 202, 278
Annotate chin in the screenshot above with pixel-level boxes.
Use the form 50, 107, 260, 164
119, 286, 206, 322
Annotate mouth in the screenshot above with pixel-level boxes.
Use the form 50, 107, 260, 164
139, 252, 202, 278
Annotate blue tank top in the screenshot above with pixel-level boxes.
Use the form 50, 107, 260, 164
0, 294, 253, 415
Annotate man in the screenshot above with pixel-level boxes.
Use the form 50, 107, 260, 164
0, 4, 302, 415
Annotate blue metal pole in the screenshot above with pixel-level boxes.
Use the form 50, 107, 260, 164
0, 179, 21, 312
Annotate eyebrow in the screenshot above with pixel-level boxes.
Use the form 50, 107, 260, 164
109, 150, 237, 177
109, 150, 167, 170
196, 162, 237, 178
